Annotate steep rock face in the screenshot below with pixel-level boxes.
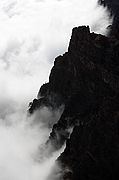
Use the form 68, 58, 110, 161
29, 26, 119, 179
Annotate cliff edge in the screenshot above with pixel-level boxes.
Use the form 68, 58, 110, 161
29, 26, 119, 180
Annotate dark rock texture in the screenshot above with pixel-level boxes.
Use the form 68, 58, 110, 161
99, 0, 119, 16
29, 26, 119, 179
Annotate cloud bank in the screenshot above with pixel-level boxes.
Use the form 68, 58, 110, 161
0, 0, 112, 180
0, 0, 112, 105
0, 105, 64, 180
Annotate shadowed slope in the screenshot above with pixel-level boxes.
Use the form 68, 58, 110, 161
29, 26, 119, 179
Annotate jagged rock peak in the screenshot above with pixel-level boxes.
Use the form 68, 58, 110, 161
68, 26, 90, 51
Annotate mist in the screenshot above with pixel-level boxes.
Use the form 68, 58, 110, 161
0, 105, 64, 180
0, 0, 112, 180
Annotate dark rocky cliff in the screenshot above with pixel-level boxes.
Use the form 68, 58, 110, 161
29, 26, 119, 180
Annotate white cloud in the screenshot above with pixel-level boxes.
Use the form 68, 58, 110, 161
0, 0, 112, 104
0, 105, 64, 180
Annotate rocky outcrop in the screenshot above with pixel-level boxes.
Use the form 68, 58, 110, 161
29, 26, 119, 179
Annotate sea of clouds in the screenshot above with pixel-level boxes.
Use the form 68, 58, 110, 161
0, 0, 112, 180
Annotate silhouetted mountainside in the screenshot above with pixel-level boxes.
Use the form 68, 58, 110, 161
29, 26, 119, 179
